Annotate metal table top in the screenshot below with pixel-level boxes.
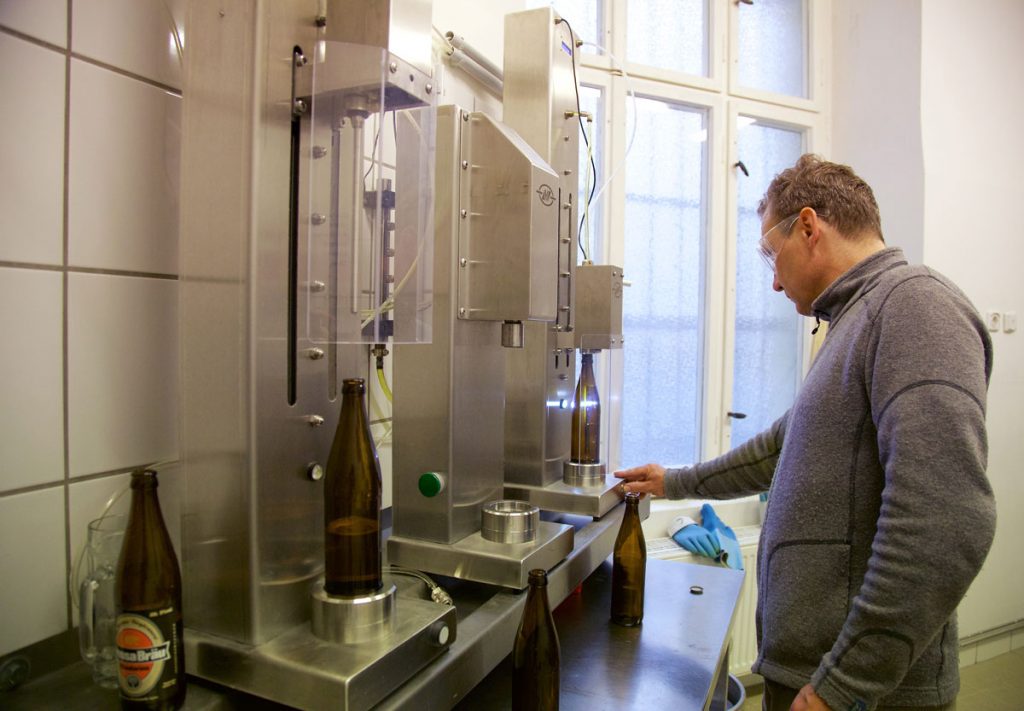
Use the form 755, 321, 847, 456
457, 557, 745, 710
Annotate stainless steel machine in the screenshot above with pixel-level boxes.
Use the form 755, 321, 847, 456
178, 1, 632, 709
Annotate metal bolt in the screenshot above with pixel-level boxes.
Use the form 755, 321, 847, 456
310, 280, 326, 292
306, 347, 325, 360
458, 307, 466, 316
389, 61, 398, 73
312, 145, 327, 159
462, 111, 469, 122
293, 98, 307, 115
460, 209, 467, 218
425, 83, 433, 94
460, 258, 467, 267
564, 169, 572, 176
461, 160, 469, 170
311, 213, 326, 225
307, 415, 325, 427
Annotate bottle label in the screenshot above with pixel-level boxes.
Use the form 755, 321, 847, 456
116, 608, 179, 699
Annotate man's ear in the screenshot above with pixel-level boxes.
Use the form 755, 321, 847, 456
801, 206, 822, 247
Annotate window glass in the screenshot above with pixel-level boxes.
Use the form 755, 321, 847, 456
627, 0, 707, 77
622, 98, 707, 466
730, 119, 803, 445
736, 0, 807, 98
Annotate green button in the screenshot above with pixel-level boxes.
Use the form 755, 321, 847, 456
418, 472, 444, 498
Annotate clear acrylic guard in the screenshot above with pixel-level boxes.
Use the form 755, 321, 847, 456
303, 40, 435, 345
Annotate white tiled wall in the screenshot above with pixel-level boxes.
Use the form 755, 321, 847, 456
0, 1, 185, 658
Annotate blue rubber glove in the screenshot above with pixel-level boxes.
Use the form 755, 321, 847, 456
701, 504, 744, 571
700, 503, 735, 539
670, 516, 721, 558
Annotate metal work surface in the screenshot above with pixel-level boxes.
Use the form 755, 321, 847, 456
387, 520, 574, 589
457, 557, 745, 710
504, 474, 623, 518
4, 507, 675, 711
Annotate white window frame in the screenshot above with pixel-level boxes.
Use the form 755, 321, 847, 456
572, 0, 831, 468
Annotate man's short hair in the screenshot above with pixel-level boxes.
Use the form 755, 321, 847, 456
758, 154, 883, 241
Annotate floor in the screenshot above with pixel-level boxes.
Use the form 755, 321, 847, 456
739, 647, 1024, 711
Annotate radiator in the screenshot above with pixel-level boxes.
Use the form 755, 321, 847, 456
647, 526, 760, 677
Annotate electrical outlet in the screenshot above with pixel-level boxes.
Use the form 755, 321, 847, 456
985, 311, 1002, 332
1004, 311, 1017, 334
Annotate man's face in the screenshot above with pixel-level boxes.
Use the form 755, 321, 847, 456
760, 209, 816, 317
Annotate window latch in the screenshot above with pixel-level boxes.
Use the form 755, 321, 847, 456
734, 160, 749, 177
727, 411, 748, 419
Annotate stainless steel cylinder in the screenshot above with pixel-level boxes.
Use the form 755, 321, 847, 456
563, 460, 607, 487
480, 500, 539, 543
501, 320, 525, 348
310, 580, 397, 644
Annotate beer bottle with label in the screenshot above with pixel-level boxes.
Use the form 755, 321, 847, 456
324, 378, 383, 597
611, 492, 646, 627
115, 470, 185, 709
570, 352, 600, 464
512, 569, 560, 710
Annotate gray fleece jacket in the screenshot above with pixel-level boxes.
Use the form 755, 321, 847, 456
664, 247, 995, 710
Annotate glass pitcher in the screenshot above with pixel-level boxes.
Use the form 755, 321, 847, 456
78, 514, 126, 689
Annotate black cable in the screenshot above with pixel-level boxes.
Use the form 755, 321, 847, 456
559, 17, 598, 262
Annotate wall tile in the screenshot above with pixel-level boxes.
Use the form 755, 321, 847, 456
0, 487, 67, 656
0, 268, 64, 491
977, 633, 1013, 663
68, 273, 178, 477
68, 472, 131, 614
68, 465, 184, 594
72, 0, 184, 90
0, 0, 67, 48
68, 60, 180, 275
0, 33, 65, 265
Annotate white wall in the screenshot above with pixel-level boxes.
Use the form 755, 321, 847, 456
919, 0, 1024, 637
0, 0, 185, 658
831, 0, 925, 265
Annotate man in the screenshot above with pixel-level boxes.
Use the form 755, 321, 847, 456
616, 155, 995, 711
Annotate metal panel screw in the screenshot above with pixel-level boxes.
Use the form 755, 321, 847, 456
311, 213, 326, 225
389, 61, 398, 73
425, 83, 433, 94
307, 415, 325, 427
461, 160, 468, 170
459, 258, 467, 267
306, 348, 325, 360
310, 280, 326, 292
307, 463, 324, 481
312, 145, 327, 159
460, 209, 467, 218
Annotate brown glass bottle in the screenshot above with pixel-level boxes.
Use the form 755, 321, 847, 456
115, 470, 185, 710
611, 492, 646, 626
324, 378, 383, 597
512, 569, 560, 710
570, 352, 600, 464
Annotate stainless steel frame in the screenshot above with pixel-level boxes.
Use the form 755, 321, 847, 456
179, 2, 453, 707
500, 8, 621, 516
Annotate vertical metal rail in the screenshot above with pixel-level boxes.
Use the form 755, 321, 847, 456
287, 46, 307, 405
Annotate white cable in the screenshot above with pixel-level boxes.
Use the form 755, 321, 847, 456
579, 41, 639, 224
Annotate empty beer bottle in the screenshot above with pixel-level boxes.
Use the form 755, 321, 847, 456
513, 569, 560, 710
324, 378, 383, 597
570, 352, 600, 464
611, 492, 645, 626
115, 470, 186, 710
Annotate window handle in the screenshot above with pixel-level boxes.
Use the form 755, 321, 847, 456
734, 160, 749, 177
727, 411, 747, 419
737, 0, 754, 5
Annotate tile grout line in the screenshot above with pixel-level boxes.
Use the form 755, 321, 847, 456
61, 0, 73, 631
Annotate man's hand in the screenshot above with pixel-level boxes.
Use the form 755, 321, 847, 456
613, 463, 666, 497
790, 684, 832, 711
